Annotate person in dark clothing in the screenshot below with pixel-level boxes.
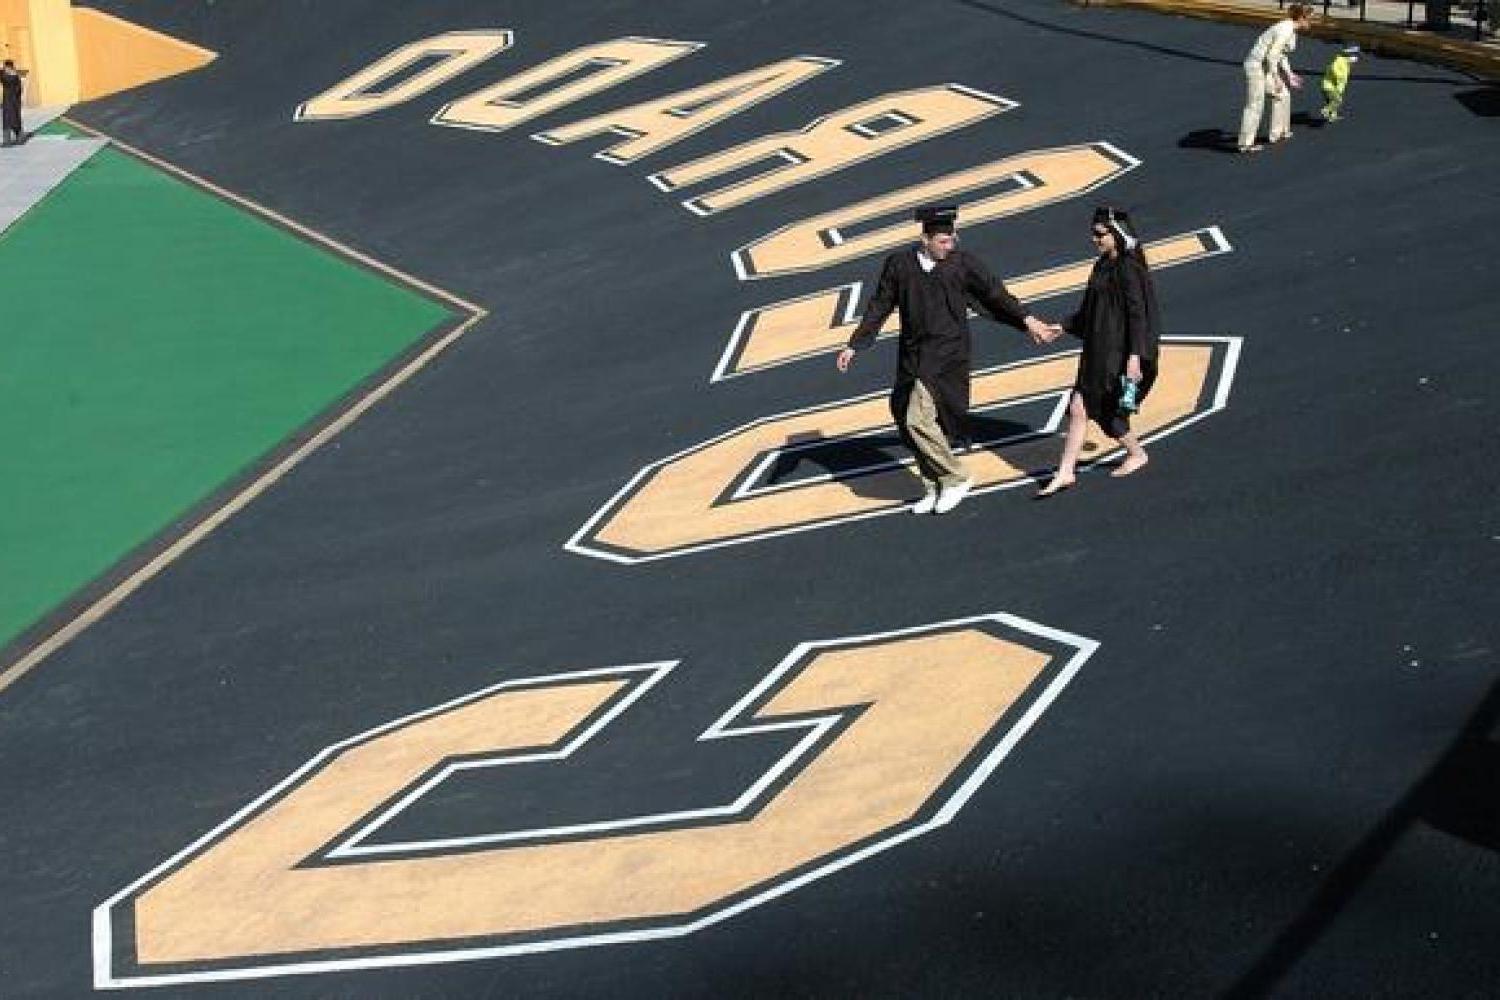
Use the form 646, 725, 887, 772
837, 205, 1058, 515
1, 60, 27, 146
1036, 207, 1161, 497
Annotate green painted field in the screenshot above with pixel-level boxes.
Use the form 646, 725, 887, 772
0, 139, 453, 653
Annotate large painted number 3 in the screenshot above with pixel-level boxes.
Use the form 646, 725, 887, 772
95, 614, 1096, 988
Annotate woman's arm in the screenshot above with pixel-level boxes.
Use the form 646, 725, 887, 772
1059, 309, 1081, 338
1120, 258, 1154, 362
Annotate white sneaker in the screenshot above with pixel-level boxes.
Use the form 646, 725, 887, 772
933, 479, 972, 514
911, 486, 939, 514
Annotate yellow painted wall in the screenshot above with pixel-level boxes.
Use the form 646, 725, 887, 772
26, 0, 78, 104
0, 0, 40, 105
73, 7, 215, 101
0, 1, 215, 108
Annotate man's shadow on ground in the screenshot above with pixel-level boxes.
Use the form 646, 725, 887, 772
765, 413, 1049, 504
1179, 113, 1328, 154
1178, 128, 1242, 155
761, 431, 915, 503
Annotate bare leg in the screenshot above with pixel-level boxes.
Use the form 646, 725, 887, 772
1110, 430, 1149, 477
1038, 392, 1088, 496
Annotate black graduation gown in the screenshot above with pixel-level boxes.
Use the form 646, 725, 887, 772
0, 71, 21, 133
848, 248, 1030, 444
1063, 252, 1161, 438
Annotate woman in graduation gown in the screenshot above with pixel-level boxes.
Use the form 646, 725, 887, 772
1037, 207, 1161, 497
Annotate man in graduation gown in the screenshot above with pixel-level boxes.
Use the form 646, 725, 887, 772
836, 206, 1057, 514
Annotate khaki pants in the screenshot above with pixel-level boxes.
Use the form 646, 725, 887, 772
1238, 64, 1291, 147
904, 381, 968, 488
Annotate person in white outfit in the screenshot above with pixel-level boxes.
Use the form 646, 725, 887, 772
1238, 4, 1312, 153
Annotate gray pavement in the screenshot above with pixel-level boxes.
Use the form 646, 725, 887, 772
0, 110, 107, 236
5, 1, 1498, 997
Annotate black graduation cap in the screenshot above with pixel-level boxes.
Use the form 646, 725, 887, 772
914, 205, 958, 234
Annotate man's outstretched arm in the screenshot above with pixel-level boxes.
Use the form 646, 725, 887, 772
838, 257, 899, 371
964, 255, 1057, 344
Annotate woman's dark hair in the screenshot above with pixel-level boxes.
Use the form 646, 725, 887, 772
1093, 206, 1150, 268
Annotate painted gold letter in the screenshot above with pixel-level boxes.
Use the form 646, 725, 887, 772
534, 56, 839, 165
649, 84, 1017, 216
433, 37, 701, 133
98, 618, 1095, 986
570, 340, 1238, 562
732, 142, 1140, 280
295, 31, 515, 122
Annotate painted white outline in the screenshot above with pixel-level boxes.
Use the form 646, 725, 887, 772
567, 335, 1244, 565
430, 37, 705, 133
846, 108, 919, 139
481, 56, 630, 108
659, 147, 809, 199
710, 280, 863, 384
801, 171, 1039, 261
93, 613, 1097, 988
529, 55, 843, 166
713, 225, 1233, 382
646, 83, 1019, 217
676, 150, 811, 216
728, 140, 1140, 282
292, 30, 516, 123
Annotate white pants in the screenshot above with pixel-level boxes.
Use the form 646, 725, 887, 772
1238, 64, 1291, 147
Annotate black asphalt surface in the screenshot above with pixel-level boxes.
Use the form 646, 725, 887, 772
4, 1, 1500, 996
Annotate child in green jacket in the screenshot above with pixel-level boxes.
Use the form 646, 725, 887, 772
1321, 45, 1360, 122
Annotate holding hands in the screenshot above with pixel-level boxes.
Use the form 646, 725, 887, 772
837, 316, 1063, 373
1024, 315, 1065, 345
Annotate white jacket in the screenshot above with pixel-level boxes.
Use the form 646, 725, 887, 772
1244, 19, 1298, 79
